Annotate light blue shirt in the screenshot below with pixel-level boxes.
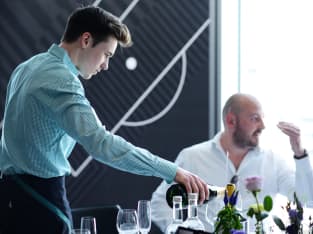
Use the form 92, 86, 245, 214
0, 44, 177, 182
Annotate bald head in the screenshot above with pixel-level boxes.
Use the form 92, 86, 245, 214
222, 93, 262, 126
222, 93, 265, 149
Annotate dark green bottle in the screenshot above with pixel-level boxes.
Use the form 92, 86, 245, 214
166, 183, 226, 208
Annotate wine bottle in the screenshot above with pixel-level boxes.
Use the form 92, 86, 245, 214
166, 183, 228, 208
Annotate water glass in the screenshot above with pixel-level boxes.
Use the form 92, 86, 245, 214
137, 200, 151, 234
116, 209, 139, 234
80, 216, 97, 234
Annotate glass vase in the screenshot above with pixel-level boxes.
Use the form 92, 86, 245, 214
255, 221, 264, 234
285, 223, 303, 234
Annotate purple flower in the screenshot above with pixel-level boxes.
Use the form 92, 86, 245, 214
245, 176, 262, 192
288, 209, 297, 219
229, 191, 239, 206
223, 189, 239, 206
223, 190, 228, 206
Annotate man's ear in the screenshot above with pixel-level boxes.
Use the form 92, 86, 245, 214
226, 113, 236, 127
81, 32, 92, 48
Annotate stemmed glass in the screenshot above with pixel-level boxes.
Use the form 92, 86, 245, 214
116, 209, 139, 234
80, 216, 97, 234
137, 200, 151, 234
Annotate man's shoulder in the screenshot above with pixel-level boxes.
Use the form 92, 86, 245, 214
182, 140, 211, 151
177, 140, 212, 159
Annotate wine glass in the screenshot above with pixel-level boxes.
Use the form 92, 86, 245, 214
116, 209, 139, 234
80, 216, 97, 234
137, 200, 151, 234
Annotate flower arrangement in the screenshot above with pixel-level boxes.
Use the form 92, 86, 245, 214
273, 192, 303, 234
214, 183, 246, 234
245, 176, 273, 234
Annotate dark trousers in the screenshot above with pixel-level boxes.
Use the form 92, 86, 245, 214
0, 174, 72, 234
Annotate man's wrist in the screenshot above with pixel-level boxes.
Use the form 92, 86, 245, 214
294, 149, 308, 160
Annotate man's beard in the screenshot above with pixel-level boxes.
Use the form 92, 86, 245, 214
233, 123, 261, 149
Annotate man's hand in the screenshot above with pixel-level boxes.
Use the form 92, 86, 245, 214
174, 167, 209, 204
277, 121, 305, 156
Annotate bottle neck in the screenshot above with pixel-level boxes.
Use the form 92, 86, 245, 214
172, 201, 183, 222
207, 184, 226, 201
187, 198, 199, 218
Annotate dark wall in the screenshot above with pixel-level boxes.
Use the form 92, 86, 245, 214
0, 0, 215, 232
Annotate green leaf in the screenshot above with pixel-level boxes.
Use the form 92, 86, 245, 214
272, 215, 286, 230
215, 203, 245, 234
260, 213, 268, 221
246, 207, 255, 218
250, 203, 264, 212
217, 208, 228, 217
214, 220, 222, 232
263, 195, 273, 211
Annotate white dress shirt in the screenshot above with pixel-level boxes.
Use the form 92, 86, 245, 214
150, 132, 313, 232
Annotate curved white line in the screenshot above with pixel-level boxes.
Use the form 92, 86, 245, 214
123, 53, 187, 127
111, 18, 210, 134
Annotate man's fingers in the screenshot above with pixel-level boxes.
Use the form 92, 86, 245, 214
191, 176, 208, 203
174, 167, 208, 204
196, 179, 208, 203
184, 179, 192, 194
277, 123, 300, 137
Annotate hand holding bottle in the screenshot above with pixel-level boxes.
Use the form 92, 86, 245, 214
174, 167, 209, 204
166, 183, 227, 208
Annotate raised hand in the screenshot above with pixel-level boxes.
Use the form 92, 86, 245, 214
277, 121, 305, 156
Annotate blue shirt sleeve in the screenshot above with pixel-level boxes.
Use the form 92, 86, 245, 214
39, 69, 178, 183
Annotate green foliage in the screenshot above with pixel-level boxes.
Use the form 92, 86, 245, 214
246, 195, 273, 222
263, 196, 273, 211
214, 184, 244, 234
272, 215, 286, 230
214, 205, 245, 234
272, 192, 303, 233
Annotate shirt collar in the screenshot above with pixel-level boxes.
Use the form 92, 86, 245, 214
48, 44, 80, 77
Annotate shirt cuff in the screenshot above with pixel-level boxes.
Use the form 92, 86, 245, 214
294, 149, 308, 160
295, 156, 312, 173
155, 157, 178, 184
